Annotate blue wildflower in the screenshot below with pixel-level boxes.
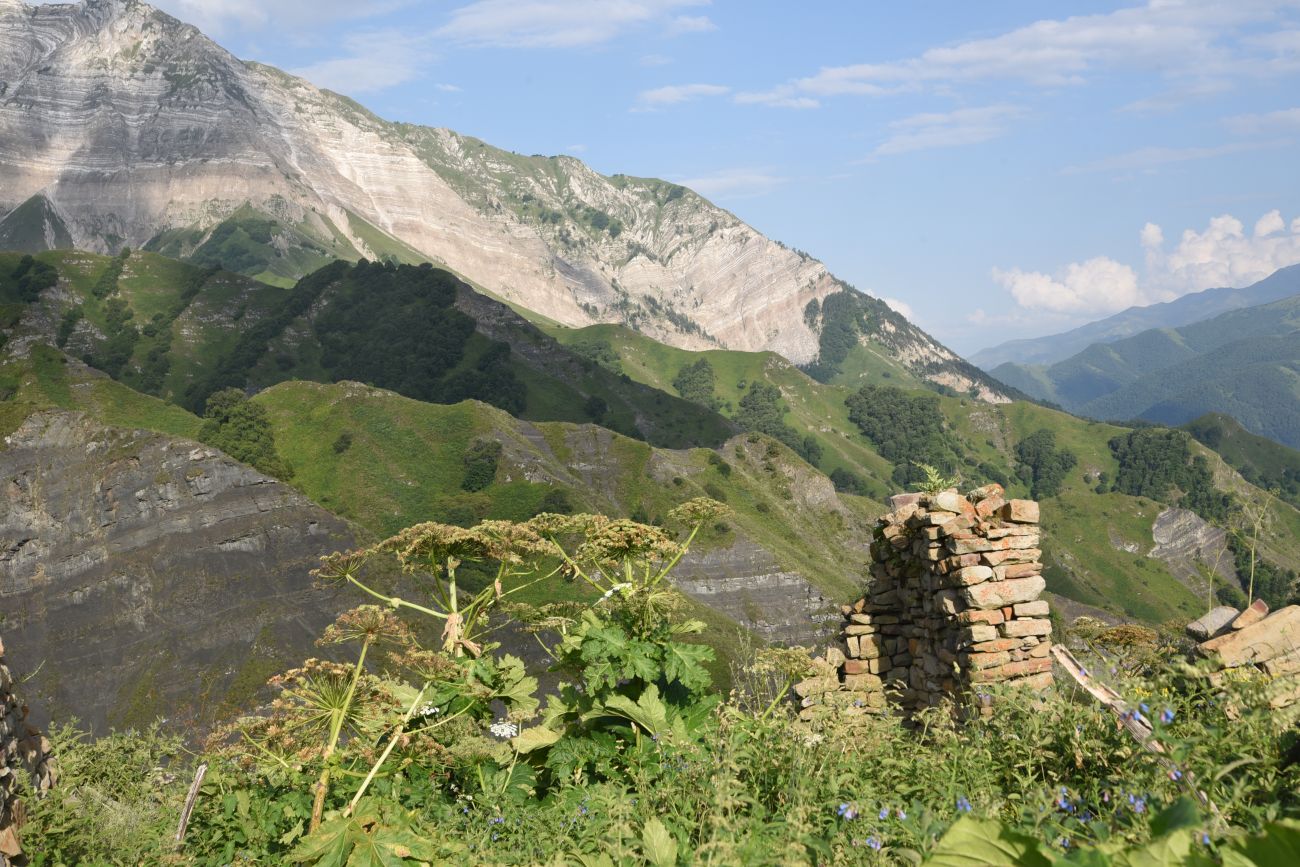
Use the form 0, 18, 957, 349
838, 803, 858, 820
867, 836, 882, 851
1161, 708, 1175, 724
1060, 837, 1071, 849
489, 816, 505, 825
1201, 833, 1211, 846
1140, 702, 1150, 714
1132, 798, 1147, 814
879, 808, 890, 820
956, 796, 972, 813
896, 809, 906, 820
1170, 769, 1183, 781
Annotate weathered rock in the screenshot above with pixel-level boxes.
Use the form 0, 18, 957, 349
962, 576, 1047, 610
1198, 606, 1300, 667
1000, 500, 1040, 523
1186, 606, 1240, 641
0, 412, 356, 733
1002, 618, 1052, 638
1013, 601, 1050, 617
930, 491, 966, 513
1231, 599, 1270, 631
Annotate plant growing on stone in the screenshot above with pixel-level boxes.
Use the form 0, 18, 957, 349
911, 461, 960, 495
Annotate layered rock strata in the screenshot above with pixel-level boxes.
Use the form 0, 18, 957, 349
1190, 602, 1300, 710
796, 486, 1053, 722
0, 411, 355, 732
0, 633, 56, 867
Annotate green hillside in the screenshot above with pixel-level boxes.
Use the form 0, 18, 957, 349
2, 248, 1297, 626
1, 250, 733, 450
991, 291, 1300, 448
1184, 412, 1300, 507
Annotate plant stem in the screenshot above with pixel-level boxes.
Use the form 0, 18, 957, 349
345, 683, 428, 817
310, 637, 371, 833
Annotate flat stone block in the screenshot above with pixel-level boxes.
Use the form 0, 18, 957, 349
1001, 500, 1040, 523
1002, 618, 1052, 638
1013, 601, 1050, 617
962, 575, 1046, 610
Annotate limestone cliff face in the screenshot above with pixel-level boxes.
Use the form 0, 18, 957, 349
0, 410, 355, 732
0, 0, 997, 397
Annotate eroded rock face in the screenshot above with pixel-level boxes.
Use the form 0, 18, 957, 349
0, 0, 1002, 400
0, 411, 355, 732
1149, 508, 1237, 598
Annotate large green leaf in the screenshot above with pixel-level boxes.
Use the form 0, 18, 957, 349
642, 816, 679, 867
512, 725, 563, 754
663, 641, 713, 692
925, 817, 1053, 866
1222, 819, 1300, 866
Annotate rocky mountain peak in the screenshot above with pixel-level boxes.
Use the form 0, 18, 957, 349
0, 2, 1008, 399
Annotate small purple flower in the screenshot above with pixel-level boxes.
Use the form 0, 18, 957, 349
838, 803, 859, 820
1161, 708, 1175, 724
1102, 790, 1110, 803
489, 816, 505, 825
879, 808, 890, 820
896, 809, 906, 820
866, 836, 882, 851
1140, 702, 1150, 714
1170, 769, 1183, 781
956, 796, 972, 813
1201, 833, 1211, 846
1059, 837, 1071, 849
1132, 798, 1147, 814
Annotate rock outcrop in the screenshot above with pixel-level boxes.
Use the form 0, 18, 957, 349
0, 0, 1005, 398
0, 411, 355, 732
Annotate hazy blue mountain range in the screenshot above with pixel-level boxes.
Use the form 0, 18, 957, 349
990, 289, 1300, 448
973, 265, 1300, 369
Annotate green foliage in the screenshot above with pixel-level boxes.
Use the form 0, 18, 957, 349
199, 387, 293, 478
55, 306, 83, 348
1015, 429, 1078, 499
1184, 413, 1300, 509
735, 382, 821, 465
912, 461, 960, 495
3, 254, 59, 303
845, 384, 960, 487
829, 467, 869, 496
1108, 428, 1231, 522
672, 358, 722, 411
461, 438, 503, 492
570, 338, 623, 374
89, 248, 129, 299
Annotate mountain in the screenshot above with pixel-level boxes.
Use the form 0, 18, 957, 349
972, 265, 1300, 369
989, 291, 1300, 447
4, 250, 1300, 729
0, 0, 1005, 400
1182, 413, 1300, 509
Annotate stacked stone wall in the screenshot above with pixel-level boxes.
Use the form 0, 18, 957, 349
797, 485, 1053, 721
0, 635, 56, 866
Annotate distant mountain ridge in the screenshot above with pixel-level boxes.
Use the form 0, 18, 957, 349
972, 265, 1300, 369
0, 0, 1006, 400
990, 290, 1300, 448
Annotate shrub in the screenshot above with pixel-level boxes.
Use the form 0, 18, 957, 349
461, 438, 503, 492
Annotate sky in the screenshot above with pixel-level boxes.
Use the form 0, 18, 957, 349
112, 0, 1300, 353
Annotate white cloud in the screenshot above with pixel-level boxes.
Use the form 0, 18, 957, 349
436, 0, 708, 48
636, 83, 729, 108
292, 30, 431, 93
993, 258, 1145, 315
667, 15, 716, 35
676, 167, 783, 199
435, 83, 462, 93
997, 210, 1300, 316
882, 297, 915, 321
1225, 106, 1300, 134
1063, 139, 1291, 174
734, 91, 820, 109
1143, 210, 1300, 294
741, 1, 1300, 108
868, 104, 1024, 158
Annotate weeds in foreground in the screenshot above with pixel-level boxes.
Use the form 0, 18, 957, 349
18, 503, 1300, 865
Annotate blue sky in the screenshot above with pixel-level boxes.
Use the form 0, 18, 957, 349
140, 0, 1300, 353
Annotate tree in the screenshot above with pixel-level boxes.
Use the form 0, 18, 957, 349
1014, 429, 1077, 499
198, 388, 292, 478
461, 439, 503, 492
672, 359, 721, 410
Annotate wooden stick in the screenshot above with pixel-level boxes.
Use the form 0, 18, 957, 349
174, 762, 208, 848
1051, 645, 1211, 808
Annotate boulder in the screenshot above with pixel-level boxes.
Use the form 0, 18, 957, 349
1198, 606, 1300, 667
1231, 599, 1270, 631
1186, 606, 1240, 641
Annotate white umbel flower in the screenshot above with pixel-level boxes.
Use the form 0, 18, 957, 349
489, 720, 519, 738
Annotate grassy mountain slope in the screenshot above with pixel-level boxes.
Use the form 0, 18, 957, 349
991, 292, 1300, 447
1, 250, 733, 449
1184, 412, 1300, 508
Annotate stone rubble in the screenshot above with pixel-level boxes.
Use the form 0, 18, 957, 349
0, 634, 56, 866
796, 486, 1053, 723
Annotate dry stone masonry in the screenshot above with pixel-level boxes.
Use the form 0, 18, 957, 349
797, 486, 1053, 722
0, 634, 56, 866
